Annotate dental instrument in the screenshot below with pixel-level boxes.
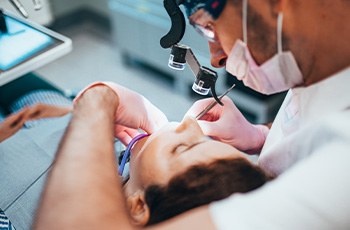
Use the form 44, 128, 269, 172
196, 84, 235, 120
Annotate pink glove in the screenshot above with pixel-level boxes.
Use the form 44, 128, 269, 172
185, 96, 269, 154
74, 82, 168, 145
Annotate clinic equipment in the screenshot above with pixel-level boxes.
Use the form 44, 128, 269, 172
118, 133, 150, 176
196, 84, 235, 120
7, 0, 41, 18
160, 0, 223, 105
0, 9, 72, 86
0, 9, 7, 33
32, 0, 42, 11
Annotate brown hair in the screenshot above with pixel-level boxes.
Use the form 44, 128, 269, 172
145, 158, 270, 225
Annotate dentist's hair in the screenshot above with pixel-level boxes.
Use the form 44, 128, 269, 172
145, 158, 270, 225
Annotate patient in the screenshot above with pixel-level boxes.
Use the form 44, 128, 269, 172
121, 117, 269, 226
0, 80, 269, 229
69, 82, 269, 226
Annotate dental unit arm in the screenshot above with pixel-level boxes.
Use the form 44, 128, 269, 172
0, 0, 42, 34
7, 0, 42, 18
160, 0, 223, 105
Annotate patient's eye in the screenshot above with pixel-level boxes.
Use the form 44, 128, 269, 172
174, 144, 188, 154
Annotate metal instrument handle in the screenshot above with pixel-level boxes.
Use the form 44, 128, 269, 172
196, 84, 235, 120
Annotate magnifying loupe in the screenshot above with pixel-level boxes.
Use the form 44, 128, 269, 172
168, 44, 221, 105
192, 67, 217, 95
160, 0, 223, 105
168, 43, 187, 70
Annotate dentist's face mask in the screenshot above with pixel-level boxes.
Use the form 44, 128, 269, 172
226, 0, 303, 95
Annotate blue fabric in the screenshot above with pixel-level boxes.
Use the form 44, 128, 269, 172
181, 0, 227, 19
0, 209, 15, 230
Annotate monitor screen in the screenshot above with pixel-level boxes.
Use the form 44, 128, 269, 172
0, 14, 62, 72
0, 10, 71, 86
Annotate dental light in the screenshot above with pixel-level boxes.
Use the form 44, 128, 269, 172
160, 0, 223, 105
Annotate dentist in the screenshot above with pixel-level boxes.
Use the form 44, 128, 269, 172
35, 0, 350, 229
185, 0, 350, 176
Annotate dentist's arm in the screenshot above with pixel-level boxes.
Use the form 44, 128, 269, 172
33, 86, 132, 229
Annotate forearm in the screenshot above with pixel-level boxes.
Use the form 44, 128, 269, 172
34, 87, 132, 229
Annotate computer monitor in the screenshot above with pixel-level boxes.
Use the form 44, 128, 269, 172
0, 9, 72, 86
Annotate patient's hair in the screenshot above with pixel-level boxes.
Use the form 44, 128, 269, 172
145, 158, 270, 225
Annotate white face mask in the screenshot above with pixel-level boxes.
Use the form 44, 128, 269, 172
225, 0, 303, 95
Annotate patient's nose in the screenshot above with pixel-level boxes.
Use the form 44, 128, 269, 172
176, 116, 204, 137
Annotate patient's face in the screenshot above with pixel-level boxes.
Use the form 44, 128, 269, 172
126, 116, 245, 191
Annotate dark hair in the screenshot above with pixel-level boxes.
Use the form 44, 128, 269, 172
145, 158, 270, 225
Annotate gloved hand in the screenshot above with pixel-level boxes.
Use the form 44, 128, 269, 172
74, 82, 168, 145
185, 96, 269, 154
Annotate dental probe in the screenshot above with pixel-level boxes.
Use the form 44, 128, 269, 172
196, 84, 235, 120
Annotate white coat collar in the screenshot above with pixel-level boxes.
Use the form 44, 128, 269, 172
285, 67, 350, 124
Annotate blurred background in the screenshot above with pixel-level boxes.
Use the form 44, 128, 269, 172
0, 0, 286, 122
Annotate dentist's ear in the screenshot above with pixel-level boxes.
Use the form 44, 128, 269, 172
126, 191, 150, 226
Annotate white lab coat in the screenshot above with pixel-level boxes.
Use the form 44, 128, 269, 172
259, 67, 350, 177
210, 67, 350, 229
